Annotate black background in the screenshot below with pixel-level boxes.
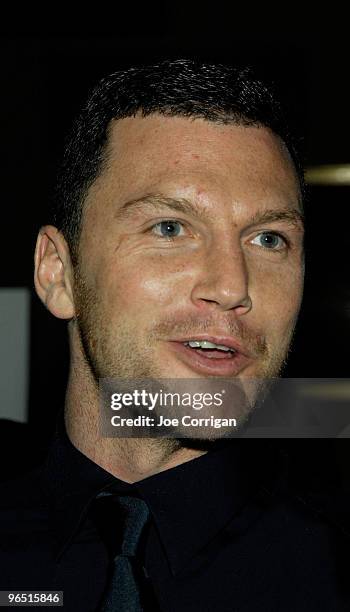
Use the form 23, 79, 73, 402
1, 19, 349, 445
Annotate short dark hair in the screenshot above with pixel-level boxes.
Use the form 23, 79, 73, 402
52, 58, 304, 263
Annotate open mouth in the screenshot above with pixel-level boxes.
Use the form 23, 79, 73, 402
168, 338, 252, 376
183, 340, 236, 359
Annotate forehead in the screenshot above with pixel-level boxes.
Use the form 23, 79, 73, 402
90, 114, 300, 210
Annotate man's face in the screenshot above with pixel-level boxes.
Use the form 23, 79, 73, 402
73, 115, 304, 393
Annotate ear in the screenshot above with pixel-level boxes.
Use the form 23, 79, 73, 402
34, 225, 75, 320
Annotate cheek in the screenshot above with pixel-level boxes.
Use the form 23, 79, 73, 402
252, 262, 303, 329
99, 255, 194, 313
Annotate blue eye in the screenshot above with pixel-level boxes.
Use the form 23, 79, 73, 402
152, 220, 185, 238
251, 232, 285, 249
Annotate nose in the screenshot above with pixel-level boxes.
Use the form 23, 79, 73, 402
190, 241, 252, 315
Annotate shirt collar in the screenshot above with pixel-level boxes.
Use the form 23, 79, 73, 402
45, 408, 285, 568
136, 440, 284, 574
45, 409, 136, 560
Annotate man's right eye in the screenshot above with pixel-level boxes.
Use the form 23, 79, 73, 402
151, 220, 186, 239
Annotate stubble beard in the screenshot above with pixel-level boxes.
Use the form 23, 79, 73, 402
72, 264, 297, 452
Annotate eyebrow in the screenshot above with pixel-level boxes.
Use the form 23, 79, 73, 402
114, 193, 304, 227
246, 207, 304, 228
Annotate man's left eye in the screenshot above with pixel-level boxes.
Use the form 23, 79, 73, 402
251, 232, 286, 250
152, 220, 186, 238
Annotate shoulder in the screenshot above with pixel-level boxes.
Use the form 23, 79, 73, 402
0, 466, 50, 537
235, 451, 350, 608
0, 466, 57, 590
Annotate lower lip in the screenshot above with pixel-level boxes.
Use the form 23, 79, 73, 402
167, 342, 252, 377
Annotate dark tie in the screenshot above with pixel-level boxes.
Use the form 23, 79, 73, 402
95, 493, 151, 612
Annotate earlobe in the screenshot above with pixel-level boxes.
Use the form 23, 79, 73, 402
34, 225, 75, 320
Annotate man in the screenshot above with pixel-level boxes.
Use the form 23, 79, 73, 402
0, 59, 349, 611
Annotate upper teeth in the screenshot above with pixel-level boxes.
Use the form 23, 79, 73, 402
184, 340, 235, 352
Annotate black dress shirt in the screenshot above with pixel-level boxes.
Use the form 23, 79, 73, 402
1, 411, 350, 611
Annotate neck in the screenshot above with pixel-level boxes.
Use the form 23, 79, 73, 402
64, 337, 206, 483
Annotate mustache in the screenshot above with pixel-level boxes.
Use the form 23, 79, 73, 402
150, 315, 268, 357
